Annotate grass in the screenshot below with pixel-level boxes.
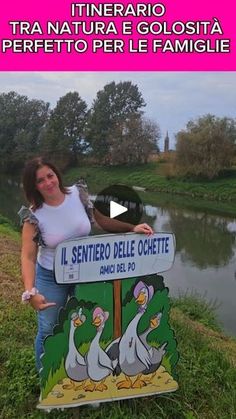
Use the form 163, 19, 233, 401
0, 219, 236, 418
64, 163, 236, 213
171, 291, 221, 332
0, 214, 20, 241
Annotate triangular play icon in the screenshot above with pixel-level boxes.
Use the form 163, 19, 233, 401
110, 201, 128, 218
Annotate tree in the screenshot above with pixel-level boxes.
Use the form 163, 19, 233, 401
14, 99, 50, 158
42, 92, 88, 166
87, 81, 146, 161
107, 116, 160, 165
0, 91, 50, 172
175, 114, 236, 179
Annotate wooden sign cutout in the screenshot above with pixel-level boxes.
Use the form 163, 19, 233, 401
37, 234, 178, 411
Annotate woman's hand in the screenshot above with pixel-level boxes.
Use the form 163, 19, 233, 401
30, 293, 56, 311
132, 223, 154, 235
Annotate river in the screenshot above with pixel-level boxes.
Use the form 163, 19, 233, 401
1, 176, 236, 336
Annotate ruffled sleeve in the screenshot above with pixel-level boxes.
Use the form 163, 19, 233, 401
17, 206, 45, 246
75, 179, 95, 224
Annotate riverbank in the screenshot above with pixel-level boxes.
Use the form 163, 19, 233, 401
65, 163, 236, 211
2, 163, 236, 226
0, 219, 235, 418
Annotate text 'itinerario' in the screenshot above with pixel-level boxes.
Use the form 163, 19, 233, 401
0, 2, 231, 55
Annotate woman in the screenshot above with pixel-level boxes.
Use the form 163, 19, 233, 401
19, 156, 153, 370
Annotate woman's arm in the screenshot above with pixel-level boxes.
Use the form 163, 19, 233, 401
93, 208, 153, 235
21, 222, 38, 291
21, 222, 56, 310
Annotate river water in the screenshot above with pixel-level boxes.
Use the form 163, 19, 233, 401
1, 176, 236, 336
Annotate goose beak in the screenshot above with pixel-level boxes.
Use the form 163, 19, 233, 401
135, 291, 146, 305
150, 317, 159, 329
74, 317, 82, 327
92, 316, 101, 327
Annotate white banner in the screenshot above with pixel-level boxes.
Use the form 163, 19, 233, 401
54, 232, 175, 284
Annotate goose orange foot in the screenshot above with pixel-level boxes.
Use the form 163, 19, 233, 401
140, 373, 156, 385
75, 380, 87, 390
95, 382, 108, 392
117, 375, 132, 390
132, 375, 147, 389
62, 380, 78, 390
84, 382, 96, 392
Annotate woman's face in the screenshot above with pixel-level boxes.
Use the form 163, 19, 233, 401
35, 165, 60, 200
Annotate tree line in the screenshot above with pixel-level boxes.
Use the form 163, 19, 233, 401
1, 81, 236, 180
175, 114, 236, 179
0, 81, 160, 173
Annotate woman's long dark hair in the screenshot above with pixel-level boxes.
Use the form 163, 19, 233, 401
22, 157, 69, 210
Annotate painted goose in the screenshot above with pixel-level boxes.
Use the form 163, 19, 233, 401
63, 308, 88, 390
140, 312, 167, 378
85, 307, 114, 392
106, 314, 165, 378
117, 280, 154, 389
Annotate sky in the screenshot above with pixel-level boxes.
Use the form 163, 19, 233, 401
0, 71, 235, 150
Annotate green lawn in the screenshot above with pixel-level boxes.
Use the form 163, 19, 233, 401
65, 163, 236, 205
0, 219, 236, 419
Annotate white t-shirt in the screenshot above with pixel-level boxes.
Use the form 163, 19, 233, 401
34, 185, 91, 269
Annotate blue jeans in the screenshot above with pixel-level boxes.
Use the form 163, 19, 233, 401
35, 263, 75, 371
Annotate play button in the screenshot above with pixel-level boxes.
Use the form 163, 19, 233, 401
94, 184, 143, 229
110, 201, 128, 218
